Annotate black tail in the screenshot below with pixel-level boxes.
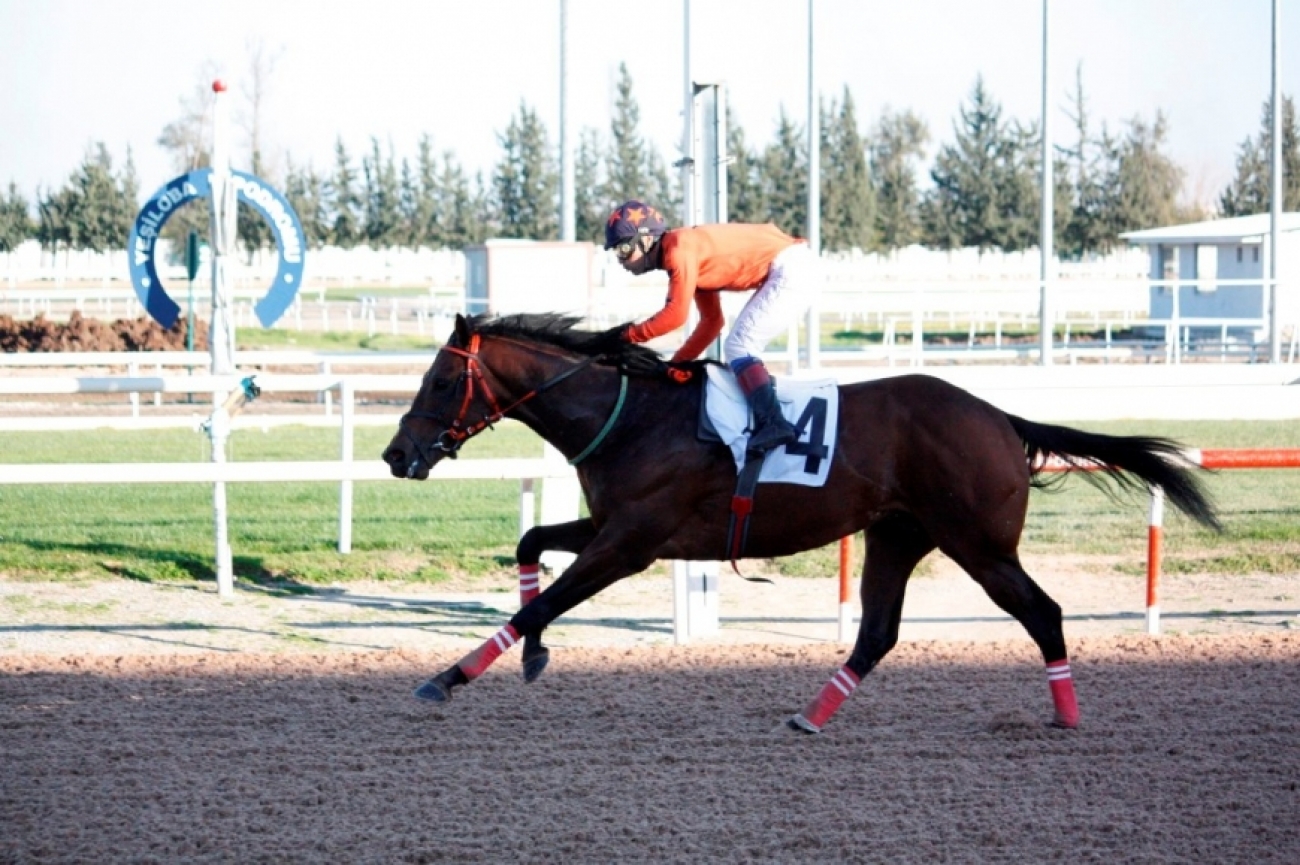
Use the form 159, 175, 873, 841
1006, 414, 1221, 532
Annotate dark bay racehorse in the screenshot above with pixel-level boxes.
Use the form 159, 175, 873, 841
382, 313, 1219, 733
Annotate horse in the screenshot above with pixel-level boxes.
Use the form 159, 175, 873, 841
382, 312, 1219, 733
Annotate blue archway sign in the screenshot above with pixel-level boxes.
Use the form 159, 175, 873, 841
128, 168, 306, 328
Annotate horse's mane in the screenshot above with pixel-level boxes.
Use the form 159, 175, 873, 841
464, 312, 708, 378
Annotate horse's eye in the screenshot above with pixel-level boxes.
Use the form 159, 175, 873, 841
431, 378, 451, 392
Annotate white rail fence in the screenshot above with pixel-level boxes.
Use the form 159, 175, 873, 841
0, 373, 582, 599
7, 364, 1300, 638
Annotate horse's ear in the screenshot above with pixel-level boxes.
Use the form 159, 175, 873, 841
453, 313, 471, 345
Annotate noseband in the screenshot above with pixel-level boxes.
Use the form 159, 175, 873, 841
399, 333, 601, 473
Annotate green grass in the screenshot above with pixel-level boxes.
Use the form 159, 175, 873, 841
2, 419, 1298, 589
0, 422, 545, 589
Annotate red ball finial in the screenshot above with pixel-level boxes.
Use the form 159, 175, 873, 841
212, 79, 227, 93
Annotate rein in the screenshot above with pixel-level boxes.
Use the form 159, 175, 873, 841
399, 333, 625, 472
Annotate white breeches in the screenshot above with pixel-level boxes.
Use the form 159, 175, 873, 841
722, 243, 821, 365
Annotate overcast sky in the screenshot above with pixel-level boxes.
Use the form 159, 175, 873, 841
2, 0, 1295, 209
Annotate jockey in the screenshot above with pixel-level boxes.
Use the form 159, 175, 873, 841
605, 199, 819, 455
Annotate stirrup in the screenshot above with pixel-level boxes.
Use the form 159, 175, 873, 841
747, 421, 797, 455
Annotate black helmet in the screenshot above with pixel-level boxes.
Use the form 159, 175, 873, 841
604, 200, 668, 250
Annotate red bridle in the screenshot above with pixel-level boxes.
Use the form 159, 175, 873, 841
398, 333, 600, 470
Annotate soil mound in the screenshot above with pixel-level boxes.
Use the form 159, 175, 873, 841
0, 311, 206, 352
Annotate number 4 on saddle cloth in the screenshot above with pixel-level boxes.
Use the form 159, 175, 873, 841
699, 365, 840, 484
697, 365, 841, 566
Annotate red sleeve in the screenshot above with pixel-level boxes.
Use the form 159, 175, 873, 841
672, 290, 724, 362
626, 236, 696, 344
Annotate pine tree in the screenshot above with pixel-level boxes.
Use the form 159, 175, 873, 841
922, 76, 1039, 251
1059, 67, 1114, 257
362, 138, 403, 248
49, 143, 135, 252
644, 148, 679, 221
283, 157, 330, 249
414, 134, 441, 248
762, 108, 807, 238
36, 184, 71, 254
820, 88, 875, 252
0, 182, 34, 252
435, 152, 475, 249
574, 128, 607, 244
1220, 95, 1300, 215
1101, 113, 1184, 236
237, 148, 275, 258
868, 108, 928, 250
397, 158, 420, 248
328, 138, 363, 247
468, 171, 496, 244
604, 63, 650, 205
726, 108, 769, 225
492, 102, 560, 240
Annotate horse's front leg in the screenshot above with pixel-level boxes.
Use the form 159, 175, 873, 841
515, 518, 598, 683
413, 528, 654, 704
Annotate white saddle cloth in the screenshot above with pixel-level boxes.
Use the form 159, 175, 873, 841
704, 365, 840, 488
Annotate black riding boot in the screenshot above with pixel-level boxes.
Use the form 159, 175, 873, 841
739, 365, 798, 455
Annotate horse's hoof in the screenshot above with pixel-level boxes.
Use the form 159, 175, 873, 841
779, 714, 820, 735
522, 647, 550, 683
413, 679, 451, 703
1049, 717, 1079, 730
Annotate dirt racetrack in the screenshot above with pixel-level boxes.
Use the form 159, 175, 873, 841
2, 631, 1298, 864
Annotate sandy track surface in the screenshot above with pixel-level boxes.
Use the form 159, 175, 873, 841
2, 558, 1298, 863
2, 636, 1298, 864
2, 554, 1297, 656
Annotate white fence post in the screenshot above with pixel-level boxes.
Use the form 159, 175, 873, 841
539, 442, 579, 573
338, 379, 354, 554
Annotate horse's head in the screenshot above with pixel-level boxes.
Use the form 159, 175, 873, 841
383, 314, 495, 479
384, 311, 673, 478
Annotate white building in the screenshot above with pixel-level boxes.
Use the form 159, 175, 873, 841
1120, 213, 1300, 330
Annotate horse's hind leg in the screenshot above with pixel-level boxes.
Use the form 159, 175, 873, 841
955, 551, 1079, 728
515, 518, 598, 682
788, 513, 935, 733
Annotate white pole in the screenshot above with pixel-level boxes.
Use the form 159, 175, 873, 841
805, 0, 820, 371
1038, 0, 1054, 367
209, 78, 237, 598
338, 380, 354, 554
519, 478, 535, 539
681, 0, 693, 227
559, 0, 575, 242
1268, 0, 1282, 363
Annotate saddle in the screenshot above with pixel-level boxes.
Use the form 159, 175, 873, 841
697, 366, 840, 569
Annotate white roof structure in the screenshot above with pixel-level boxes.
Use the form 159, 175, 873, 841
1120, 212, 1300, 245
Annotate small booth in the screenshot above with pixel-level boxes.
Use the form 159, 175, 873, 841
463, 240, 596, 317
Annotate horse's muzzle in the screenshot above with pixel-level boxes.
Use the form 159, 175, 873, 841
382, 445, 432, 480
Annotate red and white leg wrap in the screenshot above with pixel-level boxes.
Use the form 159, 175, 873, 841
793, 665, 861, 732
1046, 659, 1079, 728
519, 563, 540, 606
458, 624, 520, 681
